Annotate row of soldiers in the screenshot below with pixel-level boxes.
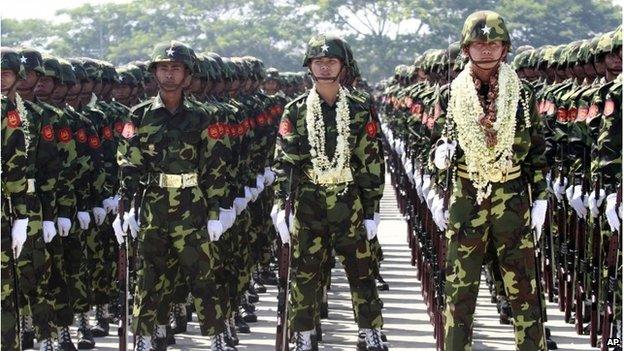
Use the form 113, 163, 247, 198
378, 25, 621, 350
0, 42, 316, 351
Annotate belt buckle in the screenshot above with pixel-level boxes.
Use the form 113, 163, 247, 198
27, 179, 36, 193
182, 173, 197, 188
159, 174, 182, 188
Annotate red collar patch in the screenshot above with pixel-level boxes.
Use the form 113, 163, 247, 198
365, 121, 378, 138
604, 99, 615, 117
41, 125, 55, 142
6, 110, 21, 129
279, 119, 293, 137
76, 128, 88, 143
88, 135, 101, 149
122, 121, 136, 139
102, 126, 113, 140
58, 127, 72, 143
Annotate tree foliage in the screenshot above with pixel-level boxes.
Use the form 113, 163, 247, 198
2, 0, 620, 82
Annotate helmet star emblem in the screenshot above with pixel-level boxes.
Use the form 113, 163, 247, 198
321, 44, 329, 52
20, 55, 28, 63
166, 47, 175, 56
481, 25, 492, 35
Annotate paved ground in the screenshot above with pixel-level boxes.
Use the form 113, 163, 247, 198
62, 176, 598, 350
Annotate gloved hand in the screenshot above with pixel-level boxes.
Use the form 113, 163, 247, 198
531, 200, 548, 240
263, 167, 276, 185
432, 195, 449, 231
219, 207, 236, 231
270, 204, 279, 226
77, 211, 91, 230
244, 186, 253, 203
256, 174, 265, 193
11, 218, 28, 259
274, 210, 290, 244
426, 188, 436, 210
605, 193, 620, 233
569, 185, 588, 219
545, 172, 554, 194
374, 212, 381, 228
233, 197, 247, 215
588, 188, 606, 218
415, 174, 424, 202
207, 220, 224, 241
364, 219, 378, 240
421, 174, 432, 201
112, 214, 125, 245
433, 138, 457, 170
123, 209, 139, 239
93, 207, 107, 226
552, 177, 568, 202
102, 196, 118, 214
57, 217, 72, 237
249, 187, 260, 202
42, 220, 57, 243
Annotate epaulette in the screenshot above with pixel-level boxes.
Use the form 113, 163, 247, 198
285, 92, 308, 110
24, 100, 44, 115
129, 97, 155, 115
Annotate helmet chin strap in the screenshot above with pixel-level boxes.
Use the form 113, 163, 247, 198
468, 50, 507, 71
310, 65, 344, 84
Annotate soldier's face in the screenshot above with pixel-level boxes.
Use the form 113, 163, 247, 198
583, 63, 597, 78
466, 40, 506, 70
1, 70, 18, 94
310, 57, 343, 84
155, 62, 190, 92
67, 81, 82, 98
17, 70, 40, 92
52, 83, 69, 101
572, 65, 586, 79
605, 52, 622, 73
34, 76, 55, 97
264, 80, 278, 93
113, 83, 132, 101
81, 80, 94, 97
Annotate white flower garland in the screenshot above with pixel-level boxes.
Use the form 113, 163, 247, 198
15, 92, 31, 150
448, 62, 521, 204
305, 84, 353, 185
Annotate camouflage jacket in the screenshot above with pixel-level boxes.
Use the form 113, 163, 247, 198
1, 97, 29, 221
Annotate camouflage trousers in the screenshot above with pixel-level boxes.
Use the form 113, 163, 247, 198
17, 194, 55, 339
1, 202, 19, 351
45, 233, 73, 327
444, 177, 546, 351
289, 183, 383, 332
62, 219, 92, 315
219, 209, 251, 319
132, 187, 224, 337
250, 188, 276, 268
86, 213, 118, 306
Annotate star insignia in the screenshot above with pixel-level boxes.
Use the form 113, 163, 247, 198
481, 25, 492, 35
166, 48, 175, 57
20, 55, 27, 64
321, 44, 329, 53
71, 65, 76, 71
119, 76, 124, 81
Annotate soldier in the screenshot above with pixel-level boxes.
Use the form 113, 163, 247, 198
431, 11, 548, 350
272, 34, 386, 351
114, 40, 232, 351
1, 47, 31, 351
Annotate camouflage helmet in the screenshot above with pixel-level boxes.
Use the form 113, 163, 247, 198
512, 50, 531, 70
41, 54, 62, 81
448, 41, 462, 62
126, 64, 144, 87
116, 66, 139, 86
100, 61, 119, 84
131, 60, 152, 83
577, 40, 593, 63
564, 40, 583, 66
460, 10, 511, 48
554, 44, 568, 67
69, 58, 88, 82
192, 53, 209, 80
81, 58, 102, 81
148, 40, 196, 73
613, 25, 622, 48
515, 45, 534, 56
351, 59, 361, 79
58, 58, 77, 86
302, 34, 352, 68
413, 54, 424, 69
18, 47, 45, 75
221, 57, 238, 81
265, 67, 279, 81
596, 29, 622, 54
1, 47, 26, 79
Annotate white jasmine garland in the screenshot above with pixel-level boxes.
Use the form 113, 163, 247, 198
305, 84, 352, 185
15, 92, 31, 150
448, 62, 521, 204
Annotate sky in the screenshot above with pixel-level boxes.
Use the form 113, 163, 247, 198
1, 0, 623, 21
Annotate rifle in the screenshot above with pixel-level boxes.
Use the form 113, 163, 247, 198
116, 198, 129, 351
574, 152, 588, 334
275, 169, 294, 351
589, 175, 602, 346
600, 188, 621, 351
556, 149, 568, 313
543, 195, 555, 302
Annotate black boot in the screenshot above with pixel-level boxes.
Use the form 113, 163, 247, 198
224, 319, 239, 347
246, 290, 259, 304
21, 315, 35, 349
376, 274, 389, 291
91, 305, 110, 337
151, 325, 168, 351
234, 313, 250, 333
58, 326, 78, 351
498, 299, 512, 325
77, 314, 96, 349
240, 305, 257, 323
253, 276, 267, 294
39, 338, 55, 351
170, 303, 187, 334
315, 323, 322, 342
186, 302, 195, 322
258, 269, 278, 286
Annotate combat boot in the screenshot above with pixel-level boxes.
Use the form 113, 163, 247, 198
292, 330, 314, 351
315, 323, 322, 342
210, 332, 236, 351
21, 315, 35, 349
58, 326, 77, 351
245, 289, 259, 304
170, 303, 187, 334
166, 326, 176, 346
39, 338, 55, 351
134, 334, 152, 351
224, 318, 239, 347
240, 304, 257, 323
77, 313, 96, 349
376, 274, 389, 291
363, 328, 388, 351
252, 271, 267, 293
234, 313, 250, 333
91, 305, 110, 337
320, 287, 328, 319
151, 325, 167, 351
259, 268, 278, 286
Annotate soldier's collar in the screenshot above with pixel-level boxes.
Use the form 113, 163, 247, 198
151, 93, 193, 112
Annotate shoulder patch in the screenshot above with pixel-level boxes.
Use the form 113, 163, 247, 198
279, 119, 293, 137
58, 127, 72, 143
6, 110, 21, 128
122, 121, 136, 139
88, 135, 101, 149
604, 99, 614, 117
365, 121, 378, 138
41, 125, 55, 142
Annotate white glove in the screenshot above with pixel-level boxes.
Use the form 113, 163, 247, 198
433, 139, 457, 170
426, 188, 437, 210
421, 175, 432, 200
57, 217, 72, 237
219, 207, 236, 231
256, 174, 265, 193
270, 204, 279, 226
374, 212, 381, 228
11, 218, 28, 259
93, 207, 107, 226
249, 187, 260, 202
102, 197, 118, 214
274, 210, 290, 244
552, 177, 568, 202
415, 174, 424, 202
112, 214, 125, 245
123, 209, 139, 239
432, 195, 449, 231
545, 172, 554, 194
234, 197, 247, 215
605, 193, 620, 233
207, 220, 224, 241
531, 200, 548, 240
263, 167, 276, 185
364, 219, 378, 240
569, 185, 588, 219
77, 211, 91, 230
244, 186, 253, 202
588, 189, 606, 218
42, 220, 57, 243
